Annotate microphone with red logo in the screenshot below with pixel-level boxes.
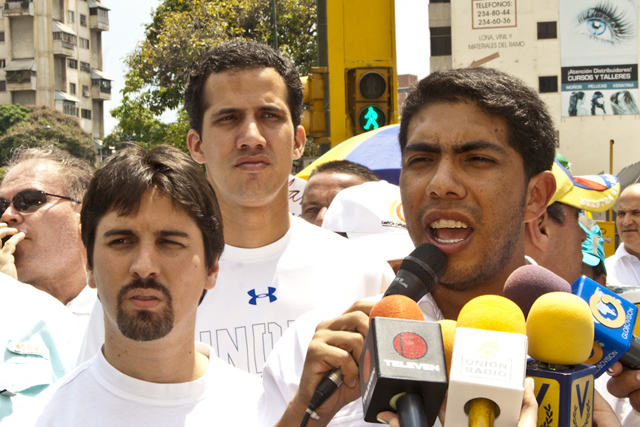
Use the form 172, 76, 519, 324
360, 295, 448, 427
300, 244, 447, 426
445, 295, 528, 427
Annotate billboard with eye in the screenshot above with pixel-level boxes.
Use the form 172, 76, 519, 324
560, 0, 639, 117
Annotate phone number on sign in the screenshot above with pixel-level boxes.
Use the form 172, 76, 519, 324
477, 18, 512, 26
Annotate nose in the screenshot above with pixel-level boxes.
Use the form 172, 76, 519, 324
237, 119, 267, 150
621, 213, 632, 226
314, 207, 328, 227
426, 160, 466, 200
129, 244, 160, 280
1, 204, 23, 225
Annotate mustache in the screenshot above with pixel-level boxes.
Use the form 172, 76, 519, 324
117, 277, 172, 306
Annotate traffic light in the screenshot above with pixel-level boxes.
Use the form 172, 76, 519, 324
300, 69, 326, 139
347, 68, 392, 135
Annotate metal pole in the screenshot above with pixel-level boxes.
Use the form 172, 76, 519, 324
271, 0, 278, 50
316, 0, 331, 149
609, 139, 614, 221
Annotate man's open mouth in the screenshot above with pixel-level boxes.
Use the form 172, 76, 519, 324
430, 219, 471, 244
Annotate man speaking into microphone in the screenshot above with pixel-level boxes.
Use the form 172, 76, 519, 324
262, 67, 624, 427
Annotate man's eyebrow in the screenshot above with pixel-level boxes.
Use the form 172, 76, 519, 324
454, 140, 509, 156
102, 229, 190, 238
211, 107, 240, 117
403, 141, 441, 155
258, 105, 287, 114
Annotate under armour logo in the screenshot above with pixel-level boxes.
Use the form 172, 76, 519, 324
248, 287, 277, 305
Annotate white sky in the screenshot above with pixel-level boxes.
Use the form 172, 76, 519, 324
102, 0, 430, 135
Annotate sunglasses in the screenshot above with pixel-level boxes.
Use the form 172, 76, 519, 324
0, 189, 81, 217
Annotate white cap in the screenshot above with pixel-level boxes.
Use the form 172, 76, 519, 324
322, 181, 415, 261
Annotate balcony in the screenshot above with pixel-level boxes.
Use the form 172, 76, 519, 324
3, 1, 34, 17
89, 0, 109, 31
54, 91, 80, 118
5, 59, 36, 91
52, 21, 77, 57
90, 69, 112, 100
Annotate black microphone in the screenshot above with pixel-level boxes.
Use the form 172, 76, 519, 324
300, 244, 447, 426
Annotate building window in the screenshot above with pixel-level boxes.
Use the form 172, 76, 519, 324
81, 109, 92, 119
537, 22, 557, 39
79, 38, 90, 49
82, 85, 90, 97
539, 76, 558, 93
0, 32, 5, 43
430, 27, 452, 56
92, 78, 111, 94
63, 101, 78, 117
68, 11, 75, 23
80, 14, 87, 27
69, 83, 76, 95
0, 81, 5, 92
67, 58, 78, 69
53, 32, 77, 45
80, 61, 90, 73
0, 60, 5, 69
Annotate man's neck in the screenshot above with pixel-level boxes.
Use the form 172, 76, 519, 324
29, 266, 87, 306
623, 242, 640, 259
218, 193, 292, 248
103, 327, 208, 384
431, 256, 527, 320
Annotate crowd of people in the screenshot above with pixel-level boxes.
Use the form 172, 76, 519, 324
0, 40, 639, 426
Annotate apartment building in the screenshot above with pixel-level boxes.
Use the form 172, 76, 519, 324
429, 0, 640, 177
0, 0, 111, 143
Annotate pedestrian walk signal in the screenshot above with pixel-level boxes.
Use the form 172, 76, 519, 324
359, 105, 385, 131
347, 68, 392, 135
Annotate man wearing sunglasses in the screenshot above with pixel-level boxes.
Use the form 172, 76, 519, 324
0, 146, 95, 324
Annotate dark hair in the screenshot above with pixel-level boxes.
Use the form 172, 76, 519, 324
6, 145, 94, 201
399, 68, 556, 180
309, 160, 380, 182
81, 145, 224, 270
591, 91, 606, 115
546, 202, 565, 225
185, 40, 304, 135
568, 91, 585, 117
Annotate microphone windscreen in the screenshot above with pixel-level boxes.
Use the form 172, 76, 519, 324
527, 292, 594, 365
370, 294, 425, 321
456, 295, 526, 335
503, 265, 572, 318
399, 243, 448, 292
437, 319, 456, 377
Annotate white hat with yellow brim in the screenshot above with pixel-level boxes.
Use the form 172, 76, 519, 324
548, 159, 620, 213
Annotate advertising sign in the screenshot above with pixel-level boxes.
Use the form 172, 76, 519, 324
560, 0, 639, 117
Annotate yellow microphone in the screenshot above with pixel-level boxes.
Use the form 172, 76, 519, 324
445, 295, 527, 427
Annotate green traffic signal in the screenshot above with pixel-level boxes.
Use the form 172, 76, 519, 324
359, 105, 386, 131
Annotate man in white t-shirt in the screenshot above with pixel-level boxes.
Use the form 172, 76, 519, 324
79, 42, 393, 372
606, 184, 640, 287
6, 145, 367, 427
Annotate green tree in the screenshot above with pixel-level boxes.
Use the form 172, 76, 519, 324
0, 105, 96, 166
0, 104, 31, 134
106, 0, 317, 149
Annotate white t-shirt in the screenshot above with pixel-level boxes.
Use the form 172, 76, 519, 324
78, 217, 394, 374
65, 285, 97, 331
261, 293, 444, 427
4, 343, 262, 427
605, 243, 640, 288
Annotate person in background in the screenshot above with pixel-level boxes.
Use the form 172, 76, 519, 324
606, 183, 640, 288
0, 146, 95, 326
301, 160, 380, 226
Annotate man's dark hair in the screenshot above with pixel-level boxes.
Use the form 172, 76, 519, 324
546, 202, 565, 225
81, 145, 224, 270
185, 40, 304, 135
309, 160, 380, 182
6, 145, 94, 201
399, 68, 556, 180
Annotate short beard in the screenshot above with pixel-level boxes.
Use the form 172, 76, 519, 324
437, 193, 526, 293
116, 277, 174, 341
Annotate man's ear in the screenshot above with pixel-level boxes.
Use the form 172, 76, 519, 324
86, 261, 96, 289
187, 130, 206, 164
525, 210, 551, 252
524, 170, 556, 223
293, 125, 306, 160
204, 257, 220, 291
